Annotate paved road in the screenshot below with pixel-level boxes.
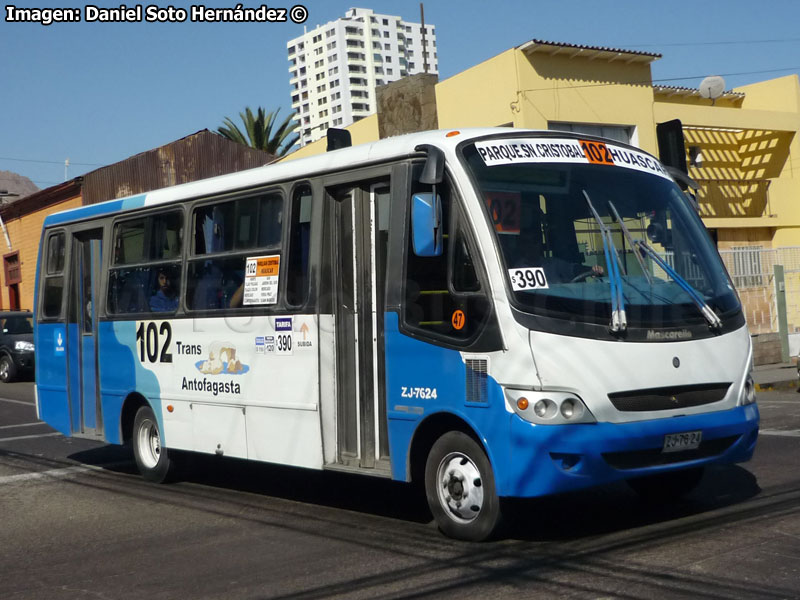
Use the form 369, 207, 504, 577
2, 383, 800, 599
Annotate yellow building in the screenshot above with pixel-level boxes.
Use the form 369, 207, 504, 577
0, 181, 82, 311
286, 38, 800, 337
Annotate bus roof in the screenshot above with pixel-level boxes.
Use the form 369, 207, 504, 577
41, 128, 656, 227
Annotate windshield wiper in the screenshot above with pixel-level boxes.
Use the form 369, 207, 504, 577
634, 240, 723, 329
608, 201, 653, 286
582, 190, 626, 332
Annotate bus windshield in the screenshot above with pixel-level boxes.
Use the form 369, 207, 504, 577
462, 138, 741, 329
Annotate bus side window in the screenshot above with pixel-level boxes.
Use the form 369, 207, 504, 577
403, 178, 490, 342
286, 185, 312, 307
107, 211, 183, 315
186, 192, 283, 311
41, 231, 66, 319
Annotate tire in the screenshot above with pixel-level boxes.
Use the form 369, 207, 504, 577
0, 354, 17, 383
627, 467, 704, 502
132, 405, 174, 483
424, 431, 502, 541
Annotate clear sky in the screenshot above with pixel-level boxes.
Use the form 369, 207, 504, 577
2, 0, 799, 190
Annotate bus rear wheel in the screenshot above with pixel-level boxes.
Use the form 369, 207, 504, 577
132, 405, 174, 483
424, 431, 502, 541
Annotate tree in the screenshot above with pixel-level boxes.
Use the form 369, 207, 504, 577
217, 107, 299, 158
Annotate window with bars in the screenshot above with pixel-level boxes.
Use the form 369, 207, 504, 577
730, 246, 764, 288
548, 122, 634, 145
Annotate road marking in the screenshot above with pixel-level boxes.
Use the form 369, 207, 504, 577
0, 461, 132, 484
0, 432, 61, 443
0, 465, 94, 484
0, 397, 34, 406
0, 422, 47, 430
760, 429, 800, 437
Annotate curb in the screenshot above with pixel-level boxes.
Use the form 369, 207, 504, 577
755, 380, 799, 392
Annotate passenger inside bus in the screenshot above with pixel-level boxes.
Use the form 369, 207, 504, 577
150, 268, 179, 312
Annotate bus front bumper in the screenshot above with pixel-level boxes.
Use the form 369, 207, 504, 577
500, 404, 759, 498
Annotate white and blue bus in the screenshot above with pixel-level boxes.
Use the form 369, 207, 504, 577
34, 129, 759, 540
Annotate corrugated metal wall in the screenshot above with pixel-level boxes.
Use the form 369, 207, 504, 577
82, 130, 275, 205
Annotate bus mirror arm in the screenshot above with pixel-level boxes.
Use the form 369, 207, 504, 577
416, 144, 444, 185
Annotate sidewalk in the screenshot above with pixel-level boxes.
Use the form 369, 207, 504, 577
753, 362, 799, 392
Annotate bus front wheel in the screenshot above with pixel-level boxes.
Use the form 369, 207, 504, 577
424, 431, 502, 541
132, 405, 174, 483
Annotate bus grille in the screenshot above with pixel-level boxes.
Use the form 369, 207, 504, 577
465, 359, 488, 403
608, 383, 731, 412
602, 435, 740, 470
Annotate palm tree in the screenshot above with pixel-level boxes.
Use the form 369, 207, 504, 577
217, 107, 299, 157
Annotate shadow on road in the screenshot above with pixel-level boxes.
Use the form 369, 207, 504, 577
502, 464, 760, 540
57, 445, 800, 599
68, 444, 761, 541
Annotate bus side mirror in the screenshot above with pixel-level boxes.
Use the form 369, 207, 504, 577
411, 193, 443, 257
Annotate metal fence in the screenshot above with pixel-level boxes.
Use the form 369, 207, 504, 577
718, 247, 800, 334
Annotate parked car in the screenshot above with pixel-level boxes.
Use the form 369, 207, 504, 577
0, 311, 34, 382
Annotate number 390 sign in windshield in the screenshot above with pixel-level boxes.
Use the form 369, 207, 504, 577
508, 267, 549, 291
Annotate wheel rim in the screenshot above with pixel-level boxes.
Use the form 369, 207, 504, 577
0, 359, 8, 380
436, 451, 485, 524
136, 418, 161, 469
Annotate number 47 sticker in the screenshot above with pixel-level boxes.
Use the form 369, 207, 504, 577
508, 267, 549, 291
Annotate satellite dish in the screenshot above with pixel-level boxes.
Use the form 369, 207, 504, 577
699, 75, 726, 101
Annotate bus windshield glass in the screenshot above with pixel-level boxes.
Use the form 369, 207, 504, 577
462, 137, 740, 328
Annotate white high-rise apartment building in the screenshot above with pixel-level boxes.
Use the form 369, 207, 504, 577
287, 7, 438, 146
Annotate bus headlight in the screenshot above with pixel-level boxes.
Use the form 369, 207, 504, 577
533, 399, 557, 419
740, 374, 757, 406
506, 390, 595, 425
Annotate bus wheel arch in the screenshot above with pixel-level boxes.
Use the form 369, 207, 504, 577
120, 393, 149, 445
409, 414, 502, 541
121, 393, 176, 483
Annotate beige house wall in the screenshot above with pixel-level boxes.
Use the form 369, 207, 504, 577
0, 195, 83, 311
436, 50, 519, 129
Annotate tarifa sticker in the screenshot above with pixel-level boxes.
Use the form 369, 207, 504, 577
243, 255, 280, 305
474, 138, 672, 181
275, 317, 293, 356
508, 267, 549, 291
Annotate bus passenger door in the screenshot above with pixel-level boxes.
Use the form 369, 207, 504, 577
330, 182, 391, 472
66, 229, 104, 438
